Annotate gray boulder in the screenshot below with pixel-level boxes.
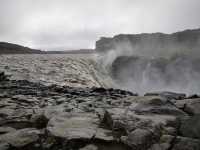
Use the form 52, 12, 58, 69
121, 128, 155, 149
148, 135, 174, 150
129, 96, 186, 116
180, 115, 200, 139
47, 112, 114, 142
47, 113, 99, 140
175, 98, 200, 115
0, 128, 40, 148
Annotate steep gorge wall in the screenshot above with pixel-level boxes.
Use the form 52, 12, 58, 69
96, 28, 200, 58
95, 28, 200, 94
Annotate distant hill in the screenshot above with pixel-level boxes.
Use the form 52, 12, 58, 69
0, 42, 95, 54
45, 49, 95, 54
0, 42, 43, 54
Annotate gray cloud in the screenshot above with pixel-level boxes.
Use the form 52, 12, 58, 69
0, 0, 200, 50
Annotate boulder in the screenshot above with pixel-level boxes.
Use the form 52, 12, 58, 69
30, 112, 49, 129
0, 128, 40, 148
129, 96, 186, 116
47, 113, 99, 140
148, 135, 174, 150
103, 107, 177, 141
175, 98, 200, 115
179, 115, 200, 139
95, 128, 114, 141
121, 128, 155, 149
47, 112, 114, 142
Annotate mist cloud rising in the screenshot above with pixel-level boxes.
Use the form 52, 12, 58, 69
97, 29, 200, 95
0, 0, 200, 50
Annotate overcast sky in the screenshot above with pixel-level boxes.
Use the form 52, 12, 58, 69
0, 0, 200, 50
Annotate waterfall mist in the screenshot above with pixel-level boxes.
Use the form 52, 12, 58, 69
97, 29, 200, 95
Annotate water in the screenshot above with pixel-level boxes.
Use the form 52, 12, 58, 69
2, 53, 199, 95
0, 54, 114, 88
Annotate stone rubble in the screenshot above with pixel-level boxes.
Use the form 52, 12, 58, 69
0, 72, 200, 150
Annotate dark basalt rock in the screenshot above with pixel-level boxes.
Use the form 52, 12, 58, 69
0, 72, 200, 149
0, 72, 9, 82
144, 92, 186, 100
179, 115, 200, 139
172, 136, 200, 150
96, 28, 200, 54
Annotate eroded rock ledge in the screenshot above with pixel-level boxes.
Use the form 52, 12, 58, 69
0, 72, 200, 150
95, 28, 200, 57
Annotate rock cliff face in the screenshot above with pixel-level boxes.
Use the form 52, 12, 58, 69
95, 28, 200, 94
111, 55, 200, 94
95, 28, 200, 58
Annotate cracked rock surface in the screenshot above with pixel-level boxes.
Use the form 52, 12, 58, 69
0, 72, 200, 150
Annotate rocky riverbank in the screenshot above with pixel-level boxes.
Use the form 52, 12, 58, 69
0, 72, 200, 150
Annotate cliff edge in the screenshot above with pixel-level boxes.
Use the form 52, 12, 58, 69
95, 28, 200, 58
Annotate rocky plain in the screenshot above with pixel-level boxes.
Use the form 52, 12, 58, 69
0, 68, 200, 150
0, 28, 200, 150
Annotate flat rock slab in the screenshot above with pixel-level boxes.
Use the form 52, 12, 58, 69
47, 113, 100, 140
0, 128, 40, 148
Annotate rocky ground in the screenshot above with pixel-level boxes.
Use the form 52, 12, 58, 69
0, 72, 200, 150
